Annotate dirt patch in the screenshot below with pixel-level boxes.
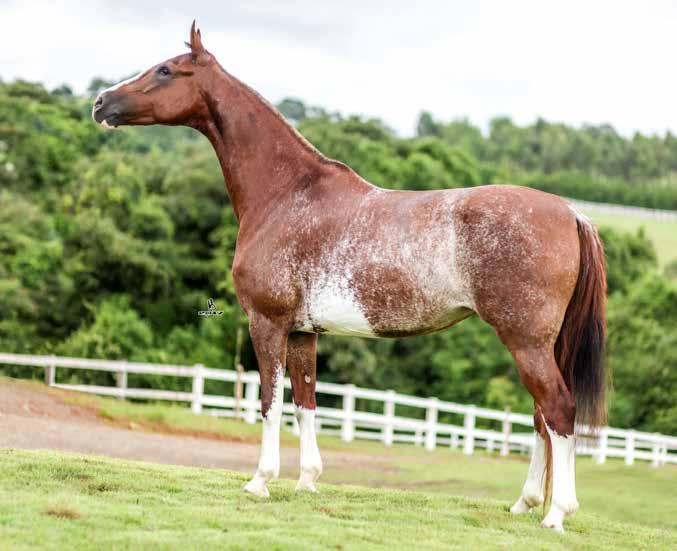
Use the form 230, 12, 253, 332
97, 414, 261, 445
42, 506, 83, 520
0, 378, 398, 479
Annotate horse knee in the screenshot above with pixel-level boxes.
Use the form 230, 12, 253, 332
540, 390, 576, 436
512, 347, 576, 436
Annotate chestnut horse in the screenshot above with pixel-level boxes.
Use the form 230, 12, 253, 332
92, 22, 606, 532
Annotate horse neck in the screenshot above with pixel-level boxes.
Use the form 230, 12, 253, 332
196, 67, 333, 224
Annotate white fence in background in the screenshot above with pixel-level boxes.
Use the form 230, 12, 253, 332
569, 198, 677, 222
1, 352, 675, 467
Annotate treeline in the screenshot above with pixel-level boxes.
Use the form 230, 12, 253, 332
0, 81, 675, 434
281, 98, 677, 209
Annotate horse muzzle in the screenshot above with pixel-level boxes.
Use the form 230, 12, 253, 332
92, 92, 127, 129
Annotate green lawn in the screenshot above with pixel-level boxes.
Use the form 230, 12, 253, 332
47, 383, 677, 532
1, 449, 675, 551
581, 209, 677, 271
2, 382, 676, 549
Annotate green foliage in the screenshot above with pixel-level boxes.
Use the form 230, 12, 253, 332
418, 112, 677, 209
0, 84, 675, 434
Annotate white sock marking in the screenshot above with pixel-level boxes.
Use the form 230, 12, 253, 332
542, 423, 579, 531
510, 432, 546, 513
244, 364, 284, 497
294, 404, 323, 492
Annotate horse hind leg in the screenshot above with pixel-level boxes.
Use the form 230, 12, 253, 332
509, 345, 579, 532
510, 411, 547, 514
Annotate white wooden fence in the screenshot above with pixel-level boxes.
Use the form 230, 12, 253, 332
1, 352, 675, 466
570, 198, 677, 222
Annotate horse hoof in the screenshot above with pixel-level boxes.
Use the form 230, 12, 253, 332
509, 498, 531, 514
295, 480, 319, 493
244, 478, 270, 498
541, 520, 565, 533
541, 508, 565, 533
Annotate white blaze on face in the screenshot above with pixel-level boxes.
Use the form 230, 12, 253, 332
243, 363, 285, 498
93, 72, 144, 130
101, 72, 143, 94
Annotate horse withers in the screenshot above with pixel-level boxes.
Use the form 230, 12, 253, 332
92, 22, 606, 532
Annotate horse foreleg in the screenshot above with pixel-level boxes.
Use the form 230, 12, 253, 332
511, 346, 578, 532
287, 332, 323, 492
243, 315, 289, 498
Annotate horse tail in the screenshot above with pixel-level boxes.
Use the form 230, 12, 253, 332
554, 212, 608, 428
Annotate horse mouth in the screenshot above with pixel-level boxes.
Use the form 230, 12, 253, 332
100, 119, 117, 130
92, 98, 124, 129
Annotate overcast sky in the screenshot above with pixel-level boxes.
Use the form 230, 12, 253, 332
1, 0, 676, 137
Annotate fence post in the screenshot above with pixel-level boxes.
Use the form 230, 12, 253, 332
341, 384, 356, 442
450, 432, 459, 450
234, 362, 244, 421
500, 406, 512, 457
463, 405, 476, 455
625, 429, 635, 466
651, 434, 660, 467
414, 428, 423, 447
116, 362, 128, 400
244, 373, 259, 424
382, 390, 395, 446
596, 427, 608, 465
44, 355, 56, 386
425, 397, 439, 452
191, 364, 204, 414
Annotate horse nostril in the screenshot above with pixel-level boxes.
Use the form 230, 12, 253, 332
94, 96, 104, 109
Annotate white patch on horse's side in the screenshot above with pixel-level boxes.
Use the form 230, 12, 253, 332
294, 404, 323, 492
541, 423, 579, 532
510, 432, 546, 514
303, 274, 374, 337
244, 363, 284, 498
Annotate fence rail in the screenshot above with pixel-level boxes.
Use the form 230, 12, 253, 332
569, 198, 677, 222
1, 352, 675, 466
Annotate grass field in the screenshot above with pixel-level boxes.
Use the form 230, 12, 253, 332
63, 391, 677, 531
1, 449, 675, 551
2, 384, 676, 550
581, 209, 677, 271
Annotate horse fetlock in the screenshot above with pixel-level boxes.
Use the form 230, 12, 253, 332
510, 490, 543, 514
295, 471, 320, 493
256, 464, 279, 482
300, 461, 322, 481
244, 475, 270, 498
553, 496, 579, 516
509, 497, 532, 514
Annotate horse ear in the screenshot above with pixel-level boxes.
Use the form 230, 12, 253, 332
186, 20, 208, 65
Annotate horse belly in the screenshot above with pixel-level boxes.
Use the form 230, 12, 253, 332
299, 268, 473, 338
300, 274, 377, 338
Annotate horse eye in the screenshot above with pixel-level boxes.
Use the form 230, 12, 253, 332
157, 66, 171, 76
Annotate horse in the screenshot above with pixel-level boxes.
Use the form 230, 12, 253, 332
92, 22, 607, 532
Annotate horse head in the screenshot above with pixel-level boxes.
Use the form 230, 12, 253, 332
92, 21, 213, 129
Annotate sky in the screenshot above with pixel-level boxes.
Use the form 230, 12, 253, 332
1, 0, 676, 137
